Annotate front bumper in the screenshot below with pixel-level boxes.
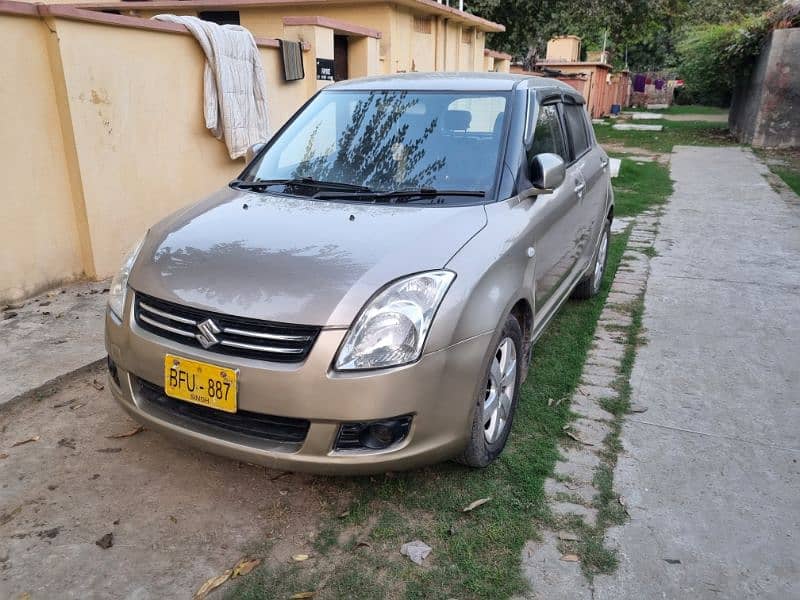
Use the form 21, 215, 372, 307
105, 295, 493, 475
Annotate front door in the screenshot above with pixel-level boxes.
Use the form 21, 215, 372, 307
334, 35, 349, 82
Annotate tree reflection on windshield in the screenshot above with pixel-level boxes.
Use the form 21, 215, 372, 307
292, 92, 445, 191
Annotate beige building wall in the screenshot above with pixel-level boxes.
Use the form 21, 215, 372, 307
0, 1, 505, 302
0, 14, 84, 301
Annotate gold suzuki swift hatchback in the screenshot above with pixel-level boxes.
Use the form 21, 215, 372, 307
105, 73, 613, 474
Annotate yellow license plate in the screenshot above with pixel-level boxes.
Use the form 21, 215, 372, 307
164, 354, 238, 413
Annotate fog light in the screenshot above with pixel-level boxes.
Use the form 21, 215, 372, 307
335, 416, 413, 451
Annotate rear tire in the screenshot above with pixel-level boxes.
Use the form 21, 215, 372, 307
573, 218, 611, 300
457, 314, 523, 468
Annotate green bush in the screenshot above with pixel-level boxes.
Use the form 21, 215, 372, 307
676, 16, 769, 106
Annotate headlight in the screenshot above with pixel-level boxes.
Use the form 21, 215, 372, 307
108, 234, 146, 320
334, 270, 455, 371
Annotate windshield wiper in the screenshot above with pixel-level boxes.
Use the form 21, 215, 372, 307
314, 188, 486, 203
231, 178, 372, 193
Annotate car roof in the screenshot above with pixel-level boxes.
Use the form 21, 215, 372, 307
327, 72, 582, 98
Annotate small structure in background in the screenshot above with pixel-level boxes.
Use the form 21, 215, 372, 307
511, 35, 631, 118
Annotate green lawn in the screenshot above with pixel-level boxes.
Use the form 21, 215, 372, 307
611, 159, 674, 217
627, 104, 728, 116
773, 167, 800, 196
226, 163, 674, 600
594, 119, 734, 153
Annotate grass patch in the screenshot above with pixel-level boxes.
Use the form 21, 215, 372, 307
773, 167, 800, 196
627, 104, 727, 116
594, 119, 734, 153
611, 159, 673, 217
228, 232, 630, 600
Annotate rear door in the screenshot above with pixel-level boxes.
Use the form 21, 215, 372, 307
562, 100, 607, 270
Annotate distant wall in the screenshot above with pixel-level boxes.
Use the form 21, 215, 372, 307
730, 28, 800, 149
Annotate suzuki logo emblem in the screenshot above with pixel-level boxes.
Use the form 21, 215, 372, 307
196, 318, 221, 349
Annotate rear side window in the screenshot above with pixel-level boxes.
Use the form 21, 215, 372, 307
529, 105, 568, 161
564, 104, 590, 158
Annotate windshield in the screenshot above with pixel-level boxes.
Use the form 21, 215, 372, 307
241, 90, 509, 200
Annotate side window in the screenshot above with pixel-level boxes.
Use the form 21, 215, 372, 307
564, 103, 590, 158
529, 104, 568, 162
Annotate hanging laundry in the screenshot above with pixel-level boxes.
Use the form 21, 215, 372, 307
655, 79, 665, 90
152, 15, 270, 159
633, 74, 646, 93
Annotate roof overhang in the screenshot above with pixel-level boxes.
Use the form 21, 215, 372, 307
70, 0, 505, 32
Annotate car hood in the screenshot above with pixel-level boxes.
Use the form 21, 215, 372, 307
129, 188, 486, 326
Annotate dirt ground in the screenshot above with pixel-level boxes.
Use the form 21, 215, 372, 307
0, 363, 347, 600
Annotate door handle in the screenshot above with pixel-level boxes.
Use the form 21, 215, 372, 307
574, 180, 586, 197
600, 157, 609, 169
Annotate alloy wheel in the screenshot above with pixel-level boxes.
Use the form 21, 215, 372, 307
483, 337, 517, 444
592, 228, 609, 294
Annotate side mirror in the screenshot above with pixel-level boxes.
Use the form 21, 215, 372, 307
245, 142, 266, 164
528, 153, 566, 195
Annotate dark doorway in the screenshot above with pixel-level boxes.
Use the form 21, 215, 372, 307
333, 35, 349, 82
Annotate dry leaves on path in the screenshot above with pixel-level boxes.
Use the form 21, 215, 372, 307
106, 426, 145, 439
95, 533, 114, 549
292, 554, 310, 562
290, 592, 315, 599
462, 497, 492, 512
560, 554, 580, 562
0, 453, 8, 460
92, 379, 105, 391
193, 557, 262, 599
11, 436, 40, 447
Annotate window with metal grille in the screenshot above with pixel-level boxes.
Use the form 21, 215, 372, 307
413, 15, 432, 34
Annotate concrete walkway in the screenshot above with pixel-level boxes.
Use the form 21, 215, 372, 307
0, 280, 108, 406
594, 147, 800, 599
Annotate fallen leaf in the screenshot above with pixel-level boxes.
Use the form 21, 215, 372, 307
69, 403, 85, 410
629, 405, 648, 413
547, 398, 554, 406
106, 426, 144, 439
354, 540, 371, 549
92, 379, 105, 391
0, 453, 8, 460
269, 471, 290, 481
193, 570, 232, 600
232, 557, 261, 577
169, 515, 178, 524
290, 593, 315, 599
565, 430, 593, 445
95, 532, 114, 549
557, 531, 580, 542
555, 397, 564, 407
0, 505, 22, 526
663, 558, 681, 565
11, 436, 40, 447
17, 593, 31, 600
560, 554, 580, 562
292, 554, 310, 562
618, 496, 627, 506
462, 497, 491, 512
337, 510, 350, 519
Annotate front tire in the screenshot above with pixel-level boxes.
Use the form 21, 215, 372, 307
457, 314, 523, 468
573, 218, 611, 300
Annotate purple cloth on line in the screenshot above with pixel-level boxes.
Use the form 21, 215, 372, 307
633, 74, 646, 93
655, 79, 664, 90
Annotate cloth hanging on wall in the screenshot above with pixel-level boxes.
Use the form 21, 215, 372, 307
279, 40, 305, 81
152, 14, 270, 159
633, 74, 646, 93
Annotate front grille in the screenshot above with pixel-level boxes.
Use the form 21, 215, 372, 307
134, 292, 320, 362
136, 378, 310, 445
